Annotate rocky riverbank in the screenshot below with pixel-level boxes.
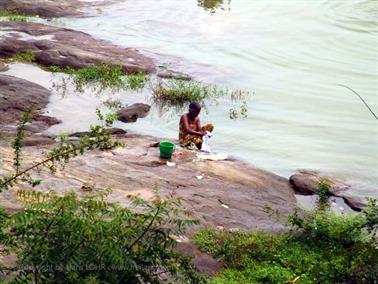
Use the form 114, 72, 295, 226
0, 0, 112, 18
0, 133, 298, 232
0, 22, 155, 73
0, 0, 371, 226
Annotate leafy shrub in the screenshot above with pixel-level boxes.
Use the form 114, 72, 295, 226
152, 80, 217, 105
315, 179, 332, 210
50, 65, 150, 94
0, 190, 203, 283
194, 201, 378, 284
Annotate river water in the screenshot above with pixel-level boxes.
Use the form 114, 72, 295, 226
8, 0, 378, 196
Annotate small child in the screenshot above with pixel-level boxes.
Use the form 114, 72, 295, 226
179, 102, 214, 149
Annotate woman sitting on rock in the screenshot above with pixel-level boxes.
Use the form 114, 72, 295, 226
179, 102, 214, 149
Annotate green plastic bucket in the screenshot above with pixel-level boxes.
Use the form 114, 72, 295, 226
159, 141, 175, 159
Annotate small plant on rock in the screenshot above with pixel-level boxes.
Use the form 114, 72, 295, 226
315, 179, 332, 210
0, 11, 30, 22
12, 50, 37, 63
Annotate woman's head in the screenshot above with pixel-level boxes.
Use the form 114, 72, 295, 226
188, 102, 201, 117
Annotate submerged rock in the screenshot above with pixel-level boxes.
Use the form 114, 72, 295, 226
157, 70, 192, 81
117, 103, 151, 123
0, 22, 155, 74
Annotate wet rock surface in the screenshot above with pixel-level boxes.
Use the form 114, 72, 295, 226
0, 74, 59, 136
69, 128, 127, 138
0, 0, 110, 18
289, 170, 370, 212
0, 22, 155, 74
117, 103, 151, 123
0, 134, 297, 232
157, 69, 192, 80
289, 170, 350, 195
342, 195, 369, 211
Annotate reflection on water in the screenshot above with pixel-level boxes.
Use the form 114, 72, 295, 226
197, 0, 231, 14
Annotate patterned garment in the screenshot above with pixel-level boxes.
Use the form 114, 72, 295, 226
179, 120, 214, 149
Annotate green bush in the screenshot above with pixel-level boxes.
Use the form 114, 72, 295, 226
194, 201, 378, 284
0, 190, 202, 283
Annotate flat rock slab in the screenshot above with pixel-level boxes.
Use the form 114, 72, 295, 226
0, 22, 155, 73
0, 74, 59, 136
0, 0, 111, 18
0, 134, 297, 232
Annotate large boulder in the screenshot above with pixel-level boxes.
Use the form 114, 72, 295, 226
289, 170, 350, 196
0, 22, 155, 74
117, 103, 151, 123
0, 74, 59, 135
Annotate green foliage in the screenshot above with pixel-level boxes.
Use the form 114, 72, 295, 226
12, 106, 33, 173
152, 79, 250, 115
197, 0, 231, 14
0, 11, 30, 22
363, 198, 378, 233
12, 51, 37, 62
194, 201, 378, 284
0, 190, 203, 283
101, 98, 125, 111
152, 80, 222, 105
126, 71, 150, 91
49, 65, 149, 94
315, 179, 332, 210
70, 64, 125, 93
